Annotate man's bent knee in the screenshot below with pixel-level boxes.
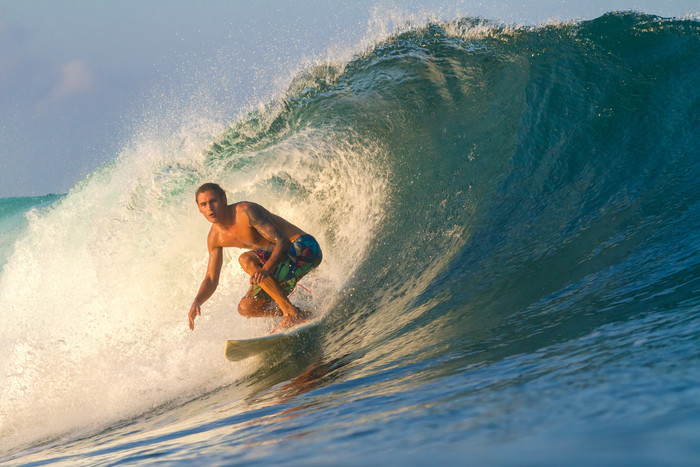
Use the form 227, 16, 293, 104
238, 297, 254, 318
238, 296, 280, 318
238, 251, 261, 274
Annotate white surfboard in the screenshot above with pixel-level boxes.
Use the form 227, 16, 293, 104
225, 318, 322, 362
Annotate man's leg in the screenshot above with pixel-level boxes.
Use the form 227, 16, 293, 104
237, 296, 281, 318
238, 252, 310, 329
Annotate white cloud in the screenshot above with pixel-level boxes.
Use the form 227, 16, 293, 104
51, 59, 94, 101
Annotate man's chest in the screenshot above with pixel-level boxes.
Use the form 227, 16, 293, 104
216, 225, 267, 249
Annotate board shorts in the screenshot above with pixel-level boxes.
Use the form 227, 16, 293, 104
245, 234, 322, 301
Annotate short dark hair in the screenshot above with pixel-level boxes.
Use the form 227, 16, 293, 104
195, 183, 226, 202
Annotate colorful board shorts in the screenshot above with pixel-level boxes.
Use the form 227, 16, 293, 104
245, 234, 322, 301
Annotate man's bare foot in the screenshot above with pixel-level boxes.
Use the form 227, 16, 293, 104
271, 307, 312, 334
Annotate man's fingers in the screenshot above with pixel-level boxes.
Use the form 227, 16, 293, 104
188, 306, 201, 331
250, 271, 270, 285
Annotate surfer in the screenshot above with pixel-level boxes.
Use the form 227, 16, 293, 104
187, 183, 322, 333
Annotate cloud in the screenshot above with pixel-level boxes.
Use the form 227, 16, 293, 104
51, 59, 95, 101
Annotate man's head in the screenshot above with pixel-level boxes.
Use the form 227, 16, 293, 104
196, 182, 226, 202
196, 183, 227, 223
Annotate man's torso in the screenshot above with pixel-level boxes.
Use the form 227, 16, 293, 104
210, 202, 306, 250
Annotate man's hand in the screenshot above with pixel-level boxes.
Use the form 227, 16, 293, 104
188, 303, 201, 330
250, 269, 271, 285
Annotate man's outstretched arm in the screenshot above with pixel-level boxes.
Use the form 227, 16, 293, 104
188, 243, 223, 330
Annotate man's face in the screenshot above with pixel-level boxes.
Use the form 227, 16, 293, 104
197, 190, 225, 223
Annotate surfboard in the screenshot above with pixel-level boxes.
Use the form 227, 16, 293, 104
225, 318, 322, 362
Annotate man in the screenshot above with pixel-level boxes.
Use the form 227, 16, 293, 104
188, 182, 322, 333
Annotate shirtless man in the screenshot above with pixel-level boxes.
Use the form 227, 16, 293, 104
188, 183, 322, 333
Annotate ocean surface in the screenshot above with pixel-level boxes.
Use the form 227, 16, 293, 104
2, 12, 700, 465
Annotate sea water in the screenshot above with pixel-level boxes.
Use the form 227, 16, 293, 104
2, 12, 700, 465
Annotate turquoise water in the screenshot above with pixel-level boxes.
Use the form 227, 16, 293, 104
0, 195, 62, 269
2, 12, 700, 465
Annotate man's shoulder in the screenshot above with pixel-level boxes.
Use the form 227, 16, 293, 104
233, 200, 258, 212
233, 201, 269, 222
206, 225, 221, 248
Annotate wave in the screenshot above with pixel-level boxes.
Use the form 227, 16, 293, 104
1, 11, 699, 458
0, 195, 63, 268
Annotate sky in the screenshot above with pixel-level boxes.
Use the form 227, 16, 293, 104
1, 0, 698, 198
